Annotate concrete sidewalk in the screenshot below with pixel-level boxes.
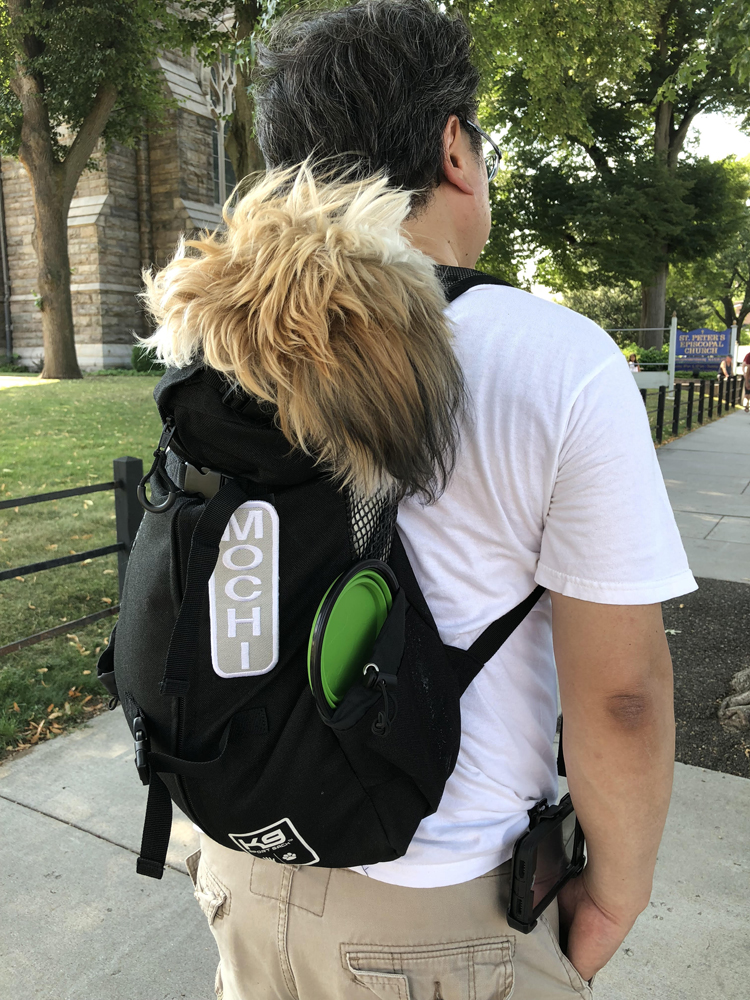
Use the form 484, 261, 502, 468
0, 710, 211, 1000
658, 408, 750, 584
1, 412, 749, 1000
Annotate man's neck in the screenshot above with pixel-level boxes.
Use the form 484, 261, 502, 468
402, 224, 462, 267
402, 189, 476, 268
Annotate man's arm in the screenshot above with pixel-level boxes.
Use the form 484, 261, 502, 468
553, 594, 675, 981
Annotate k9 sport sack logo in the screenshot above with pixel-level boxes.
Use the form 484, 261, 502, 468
228, 819, 320, 866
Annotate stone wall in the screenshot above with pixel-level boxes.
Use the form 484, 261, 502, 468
3, 157, 37, 365
148, 86, 216, 267
3, 143, 143, 370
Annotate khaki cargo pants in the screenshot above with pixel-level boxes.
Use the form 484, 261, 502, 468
187, 834, 594, 1000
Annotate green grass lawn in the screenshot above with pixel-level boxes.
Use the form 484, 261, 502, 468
0, 373, 162, 759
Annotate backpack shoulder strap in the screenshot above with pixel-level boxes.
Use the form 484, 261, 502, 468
467, 585, 546, 664
435, 265, 512, 303
391, 530, 545, 671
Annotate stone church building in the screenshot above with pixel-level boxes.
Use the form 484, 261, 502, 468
0, 51, 237, 370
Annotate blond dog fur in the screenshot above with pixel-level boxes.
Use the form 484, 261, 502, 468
141, 164, 465, 501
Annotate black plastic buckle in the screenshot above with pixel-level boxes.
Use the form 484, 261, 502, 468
133, 715, 151, 786
528, 798, 548, 830
182, 463, 225, 500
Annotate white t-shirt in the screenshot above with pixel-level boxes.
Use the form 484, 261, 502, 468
352, 284, 696, 888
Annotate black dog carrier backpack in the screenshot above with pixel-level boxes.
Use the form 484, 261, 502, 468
97, 268, 544, 879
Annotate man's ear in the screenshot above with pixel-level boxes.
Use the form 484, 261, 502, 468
441, 115, 475, 196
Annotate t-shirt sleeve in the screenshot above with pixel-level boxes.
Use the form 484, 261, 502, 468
535, 353, 696, 604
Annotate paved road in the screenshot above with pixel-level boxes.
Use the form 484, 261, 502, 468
1, 411, 748, 1000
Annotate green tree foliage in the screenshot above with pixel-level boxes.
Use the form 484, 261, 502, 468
525, 153, 748, 290
560, 285, 641, 337
560, 281, 715, 341
670, 162, 750, 334
0, 0, 179, 378
464, 0, 750, 348
0, 1, 173, 159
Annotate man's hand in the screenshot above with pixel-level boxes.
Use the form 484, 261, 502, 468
557, 871, 637, 982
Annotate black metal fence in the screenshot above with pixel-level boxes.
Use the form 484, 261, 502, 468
640, 374, 745, 445
0, 457, 144, 657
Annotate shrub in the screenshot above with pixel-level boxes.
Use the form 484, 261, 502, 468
131, 344, 165, 373
0, 353, 27, 373
622, 343, 669, 370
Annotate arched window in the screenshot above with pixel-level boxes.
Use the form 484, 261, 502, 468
209, 55, 237, 205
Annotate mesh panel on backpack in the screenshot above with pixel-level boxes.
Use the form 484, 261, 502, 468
345, 487, 397, 561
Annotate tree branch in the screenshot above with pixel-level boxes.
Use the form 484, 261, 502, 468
740, 278, 750, 328
669, 98, 705, 164
566, 135, 613, 176
61, 82, 118, 207
710, 301, 728, 325
10, 61, 53, 173
6, 0, 53, 176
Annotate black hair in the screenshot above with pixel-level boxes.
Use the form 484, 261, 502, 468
254, 0, 481, 210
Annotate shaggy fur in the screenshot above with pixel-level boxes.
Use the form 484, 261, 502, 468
141, 165, 466, 501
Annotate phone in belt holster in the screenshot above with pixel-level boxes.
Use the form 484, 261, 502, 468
507, 792, 585, 934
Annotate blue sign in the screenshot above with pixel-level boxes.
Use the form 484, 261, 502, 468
675, 328, 732, 370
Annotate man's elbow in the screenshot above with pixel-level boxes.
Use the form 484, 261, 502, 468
603, 684, 673, 735
605, 692, 654, 732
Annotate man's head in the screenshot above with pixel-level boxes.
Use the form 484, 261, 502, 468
255, 0, 491, 265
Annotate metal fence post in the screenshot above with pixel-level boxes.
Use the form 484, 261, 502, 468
639, 388, 647, 407
717, 376, 723, 416
671, 383, 682, 438
725, 375, 732, 410
656, 386, 666, 444
698, 381, 705, 424
686, 381, 694, 431
114, 456, 144, 599
708, 381, 715, 419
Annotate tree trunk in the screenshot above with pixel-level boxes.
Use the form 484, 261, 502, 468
719, 295, 738, 331
29, 166, 81, 379
642, 17, 674, 352
7, 0, 118, 379
640, 261, 669, 349
225, 0, 265, 182
226, 64, 266, 180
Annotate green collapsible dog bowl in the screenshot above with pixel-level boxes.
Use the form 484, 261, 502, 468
308, 560, 398, 711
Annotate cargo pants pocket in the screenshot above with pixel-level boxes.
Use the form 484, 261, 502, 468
539, 916, 594, 997
342, 938, 514, 1000
186, 849, 231, 926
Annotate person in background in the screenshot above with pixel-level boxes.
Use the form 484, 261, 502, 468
719, 354, 734, 379
743, 351, 750, 412
627, 353, 640, 372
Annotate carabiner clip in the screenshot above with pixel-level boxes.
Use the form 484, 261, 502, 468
137, 421, 180, 513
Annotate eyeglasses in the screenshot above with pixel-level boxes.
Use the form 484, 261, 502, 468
463, 119, 501, 182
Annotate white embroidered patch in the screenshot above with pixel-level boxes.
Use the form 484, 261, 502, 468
208, 500, 279, 678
